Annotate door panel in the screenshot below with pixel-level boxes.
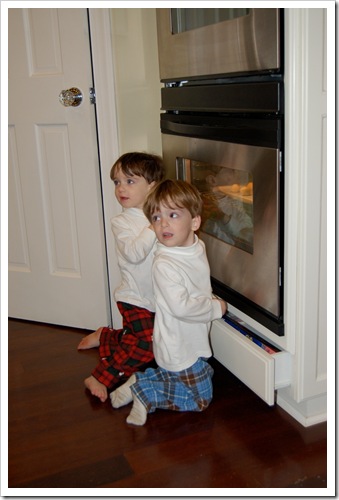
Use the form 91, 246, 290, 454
8, 8, 111, 329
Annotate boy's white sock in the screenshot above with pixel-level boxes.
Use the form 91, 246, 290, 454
110, 374, 136, 408
126, 394, 147, 426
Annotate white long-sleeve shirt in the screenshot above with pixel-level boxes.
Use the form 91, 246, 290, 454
152, 236, 223, 371
111, 207, 156, 312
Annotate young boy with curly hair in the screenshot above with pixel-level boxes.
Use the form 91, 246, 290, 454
78, 152, 164, 403
110, 179, 227, 425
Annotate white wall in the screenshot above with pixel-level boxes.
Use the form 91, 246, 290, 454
110, 9, 162, 156
91, 8, 162, 329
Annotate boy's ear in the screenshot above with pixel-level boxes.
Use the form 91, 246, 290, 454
147, 180, 156, 191
192, 215, 201, 231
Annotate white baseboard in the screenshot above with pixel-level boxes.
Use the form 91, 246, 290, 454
276, 390, 327, 427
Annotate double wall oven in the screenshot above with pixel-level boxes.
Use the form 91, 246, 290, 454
157, 8, 284, 336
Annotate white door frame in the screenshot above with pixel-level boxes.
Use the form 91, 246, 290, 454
88, 9, 123, 329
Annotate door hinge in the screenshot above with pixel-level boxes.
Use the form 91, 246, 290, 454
89, 87, 96, 104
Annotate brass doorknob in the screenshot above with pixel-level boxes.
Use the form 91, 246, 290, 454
59, 87, 83, 107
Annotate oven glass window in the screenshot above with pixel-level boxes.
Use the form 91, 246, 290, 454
171, 9, 250, 34
189, 160, 254, 254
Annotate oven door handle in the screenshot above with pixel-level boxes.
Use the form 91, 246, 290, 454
160, 114, 282, 149
161, 118, 204, 136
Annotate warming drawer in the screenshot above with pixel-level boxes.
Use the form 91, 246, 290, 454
210, 318, 291, 406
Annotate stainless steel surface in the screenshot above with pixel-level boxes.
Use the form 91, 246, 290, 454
156, 9, 280, 81
163, 133, 281, 318
59, 87, 83, 107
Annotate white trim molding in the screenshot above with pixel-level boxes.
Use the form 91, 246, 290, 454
88, 8, 123, 328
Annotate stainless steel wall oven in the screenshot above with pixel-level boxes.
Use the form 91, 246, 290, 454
156, 8, 284, 336
157, 8, 282, 81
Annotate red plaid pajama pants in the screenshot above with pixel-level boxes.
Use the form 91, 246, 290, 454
91, 302, 155, 390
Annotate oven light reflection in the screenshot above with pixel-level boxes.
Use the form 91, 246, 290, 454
190, 160, 254, 254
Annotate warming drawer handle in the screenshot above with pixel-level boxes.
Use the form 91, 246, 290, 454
161, 120, 209, 135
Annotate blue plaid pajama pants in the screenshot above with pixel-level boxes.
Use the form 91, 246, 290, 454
131, 358, 214, 414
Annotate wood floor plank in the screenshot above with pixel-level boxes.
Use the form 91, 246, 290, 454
13, 456, 134, 489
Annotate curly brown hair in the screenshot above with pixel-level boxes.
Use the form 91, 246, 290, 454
143, 179, 203, 223
110, 152, 164, 185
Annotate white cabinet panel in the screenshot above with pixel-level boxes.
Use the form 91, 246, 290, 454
210, 319, 291, 406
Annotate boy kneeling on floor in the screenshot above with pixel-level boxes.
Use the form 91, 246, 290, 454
110, 179, 227, 426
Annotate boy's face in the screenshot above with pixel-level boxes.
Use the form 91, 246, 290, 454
113, 167, 154, 209
151, 202, 201, 247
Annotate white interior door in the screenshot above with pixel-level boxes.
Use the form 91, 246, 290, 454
8, 8, 112, 329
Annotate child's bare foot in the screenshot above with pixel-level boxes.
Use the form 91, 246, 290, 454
77, 327, 103, 350
84, 375, 108, 402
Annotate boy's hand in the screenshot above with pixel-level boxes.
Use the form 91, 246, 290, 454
213, 297, 227, 316
219, 299, 227, 316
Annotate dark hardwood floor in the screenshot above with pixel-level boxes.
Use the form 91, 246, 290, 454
7, 319, 327, 490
